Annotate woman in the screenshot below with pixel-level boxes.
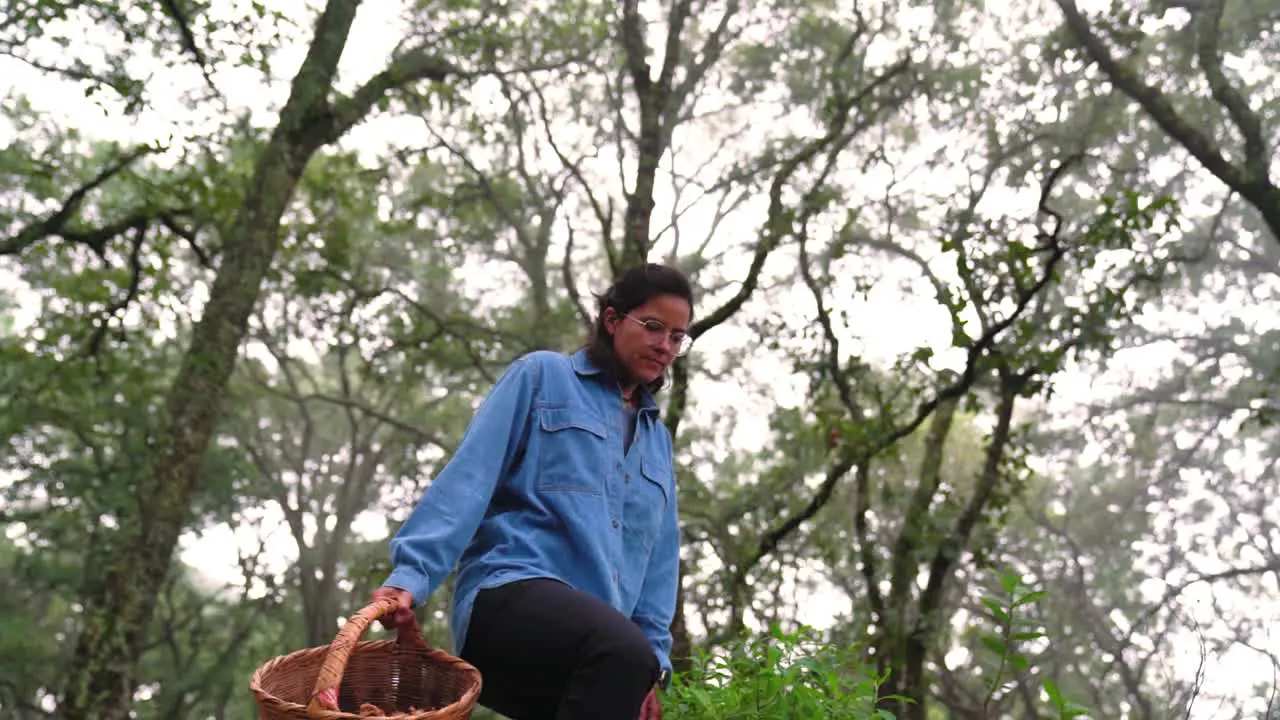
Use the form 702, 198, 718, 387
371, 263, 694, 720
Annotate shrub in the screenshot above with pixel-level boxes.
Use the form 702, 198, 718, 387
662, 569, 1093, 719
662, 624, 901, 719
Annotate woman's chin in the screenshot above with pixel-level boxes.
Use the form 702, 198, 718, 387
631, 359, 666, 383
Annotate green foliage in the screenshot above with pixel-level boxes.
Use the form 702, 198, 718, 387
0, 0, 292, 115
0, 532, 74, 715
664, 578, 1099, 720
0, 0, 1272, 716
976, 569, 1090, 720
665, 624, 902, 719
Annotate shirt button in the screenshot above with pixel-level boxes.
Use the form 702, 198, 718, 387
612, 519, 620, 529
624, 474, 631, 483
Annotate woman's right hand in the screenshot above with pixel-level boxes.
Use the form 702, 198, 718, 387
371, 586, 415, 632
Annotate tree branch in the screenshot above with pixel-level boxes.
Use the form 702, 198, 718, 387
0, 144, 162, 256
688, 56, 912, 340
887, 396, 958, 614
730, 154, 1079, 615
851, 458, 886, 620
528, 76, 615, 253
157, 0, 221, 101
916, 376, 1021, 625
656, 0, 692, 107
617, 0, 692, 264
320, 47, 582, 147
1193, 0, 1268, 183
563, 225, 592, 332
84, 223, 148, 356
320, 47, 461, 145
1052, 0, 1240, 186
1053, 0, 1280, 242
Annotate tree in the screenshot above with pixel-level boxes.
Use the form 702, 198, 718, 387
0, 325, 274, 718
685, 123, 1182, 719
1052, 0, 1279, 243
3, 1, 1273, 717
372, 0, 932, 672
0, 0, 582, 714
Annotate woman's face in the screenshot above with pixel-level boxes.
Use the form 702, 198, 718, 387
604, 293, 693, 385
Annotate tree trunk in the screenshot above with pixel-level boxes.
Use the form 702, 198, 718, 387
669, 558, 694, 675
879, 380, 1022, 720
56, 2, 367, 716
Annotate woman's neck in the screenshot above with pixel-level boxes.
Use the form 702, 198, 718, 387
621, 384, 638, 404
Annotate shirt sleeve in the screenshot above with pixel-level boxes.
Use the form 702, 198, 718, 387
630, 450, 680, 676
382, 354, 541, 605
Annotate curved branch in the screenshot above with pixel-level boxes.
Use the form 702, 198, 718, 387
1052, 0, 1238, 186
158, 0, 221, 101
562, 226, 592, 332
1053, 0, 1280, 241
84, 223, 148, 356
731, 155, 1081, 620
690, 57, 913, 340
0, 144, 162, 256
1193, 0, 1267, 182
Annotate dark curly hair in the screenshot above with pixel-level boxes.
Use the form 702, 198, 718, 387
584, 263, 695, 394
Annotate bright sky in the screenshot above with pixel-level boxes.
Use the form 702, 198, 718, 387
0, 0, 1276, 717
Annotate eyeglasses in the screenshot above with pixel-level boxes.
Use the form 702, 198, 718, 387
625, 314, 693, 357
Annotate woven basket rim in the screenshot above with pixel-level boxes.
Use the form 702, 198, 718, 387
249, 638, 483, 720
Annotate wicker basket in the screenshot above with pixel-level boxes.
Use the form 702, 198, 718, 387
250, 598, 482, 719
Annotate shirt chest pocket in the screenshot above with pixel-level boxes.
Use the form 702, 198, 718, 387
623, 455, 671, 550
535, 405, 610, 495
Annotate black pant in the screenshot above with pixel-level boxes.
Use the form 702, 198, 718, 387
458, 578, 659, 720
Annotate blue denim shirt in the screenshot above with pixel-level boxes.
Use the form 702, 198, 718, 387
383, 348, 680, 674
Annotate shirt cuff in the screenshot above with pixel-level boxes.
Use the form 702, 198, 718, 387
653, 647, 673, 678
383, 567, 431, 607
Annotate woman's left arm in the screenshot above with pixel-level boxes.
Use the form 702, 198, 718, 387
630, 467, 680, 681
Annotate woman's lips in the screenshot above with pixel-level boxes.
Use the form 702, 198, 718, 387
643, 357, 665, 372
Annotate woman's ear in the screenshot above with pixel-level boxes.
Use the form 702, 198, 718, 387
602, 307, 619, 333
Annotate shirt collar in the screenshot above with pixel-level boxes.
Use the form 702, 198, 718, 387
570, 347, 602, 376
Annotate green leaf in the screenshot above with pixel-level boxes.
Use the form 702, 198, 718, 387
981, 597, 1010, 623
1015, 590, 1048, 607
980, 634, 1007, 657
1042, 679, 1064, 705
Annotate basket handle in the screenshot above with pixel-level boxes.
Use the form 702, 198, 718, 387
306, 597, 428, 715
